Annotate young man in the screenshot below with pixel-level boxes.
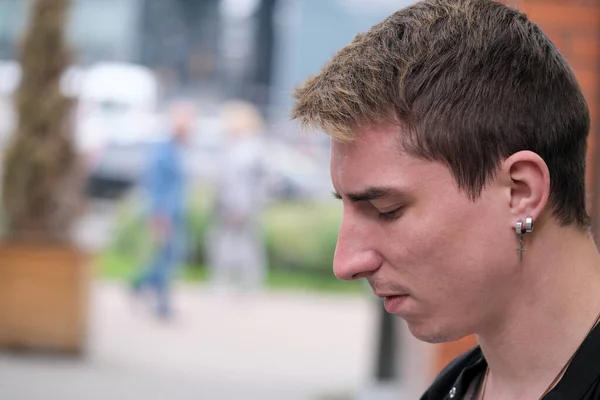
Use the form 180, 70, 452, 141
132, 100, 196, 319
291, 0, 600, 399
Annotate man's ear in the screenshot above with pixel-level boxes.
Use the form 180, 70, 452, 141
500, 150, 550, 222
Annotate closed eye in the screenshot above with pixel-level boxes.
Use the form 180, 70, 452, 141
378, 208, 403, 222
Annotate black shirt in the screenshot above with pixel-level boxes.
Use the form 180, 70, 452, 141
420, 322, 600, 399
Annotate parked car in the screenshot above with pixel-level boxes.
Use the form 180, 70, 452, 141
85, 142, 153, 199
75, 62, 160, 162
76, 62, 161, 199
0, 59, 161, 199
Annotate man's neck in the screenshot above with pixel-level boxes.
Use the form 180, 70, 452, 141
477, 226, 600, 399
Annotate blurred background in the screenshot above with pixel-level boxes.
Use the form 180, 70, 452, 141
0, 0, 597, 399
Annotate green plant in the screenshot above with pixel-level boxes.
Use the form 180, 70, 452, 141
105, 196, 344, 276
100, 195, 367, 293
183, 186, 214, 266
263, 200, 341, 275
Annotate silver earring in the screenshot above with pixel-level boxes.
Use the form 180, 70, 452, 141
515, 220, 523, 235
525, 216, 533, 233
515, 220, 526, 262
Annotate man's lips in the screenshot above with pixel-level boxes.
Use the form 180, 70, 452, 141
373, 290, 409, 299
379, 294, 409, 314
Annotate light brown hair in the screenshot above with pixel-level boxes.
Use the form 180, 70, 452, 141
292, 0, 591, 227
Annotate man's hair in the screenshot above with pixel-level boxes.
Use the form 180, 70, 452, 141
291, 0, 591, 227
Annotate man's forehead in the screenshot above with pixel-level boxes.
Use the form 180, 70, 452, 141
330, 123, 405, 160
329, 125, 457, 194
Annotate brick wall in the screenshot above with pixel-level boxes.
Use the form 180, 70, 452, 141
518, 0, 600, 195
433, 0, 600, 376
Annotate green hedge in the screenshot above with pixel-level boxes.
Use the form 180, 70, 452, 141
263, 201, 341, 275
108, 193, 342, 278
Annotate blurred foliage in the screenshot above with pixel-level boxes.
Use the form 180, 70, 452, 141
263, 201, 341, 274
1, 0, 83, 241
99, 248, 363, 294
100, 191, 364, 293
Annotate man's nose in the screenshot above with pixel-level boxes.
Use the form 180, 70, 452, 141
333, 214, 382, 280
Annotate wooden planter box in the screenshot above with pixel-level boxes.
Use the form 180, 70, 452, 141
0, 242, 91, 354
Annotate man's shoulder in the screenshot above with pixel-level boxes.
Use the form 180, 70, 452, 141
420, 345, 483, 400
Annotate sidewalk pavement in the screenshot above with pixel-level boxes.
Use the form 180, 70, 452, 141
0, 282, 379, 400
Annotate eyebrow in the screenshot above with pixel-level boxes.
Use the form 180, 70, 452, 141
332, 186, 406, 202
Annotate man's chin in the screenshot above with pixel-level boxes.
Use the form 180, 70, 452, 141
406, 321, 462, 344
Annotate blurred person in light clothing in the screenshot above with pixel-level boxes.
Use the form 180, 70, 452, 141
131, 100, 196, 319
208, 100, 268, 293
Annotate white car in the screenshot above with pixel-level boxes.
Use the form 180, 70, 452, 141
75, 62, 160, 160
0, 60, 160, 154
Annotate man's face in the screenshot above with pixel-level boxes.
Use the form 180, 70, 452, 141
170, 103, 196, 143
330, 124, 519, 343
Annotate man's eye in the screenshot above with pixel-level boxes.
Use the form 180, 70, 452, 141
378, 208, 402, 221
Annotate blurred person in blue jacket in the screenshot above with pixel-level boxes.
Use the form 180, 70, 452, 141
131, 100, 196, 319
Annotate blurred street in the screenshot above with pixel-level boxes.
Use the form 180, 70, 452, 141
0, 281, 376, 400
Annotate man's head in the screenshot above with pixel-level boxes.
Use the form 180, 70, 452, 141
220, 100, 265, 140
168, 100, 197, 143
292, 0, 591, 342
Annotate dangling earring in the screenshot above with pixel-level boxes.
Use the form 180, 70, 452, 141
515, 216, 533, 262
515, 220, 525, 262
